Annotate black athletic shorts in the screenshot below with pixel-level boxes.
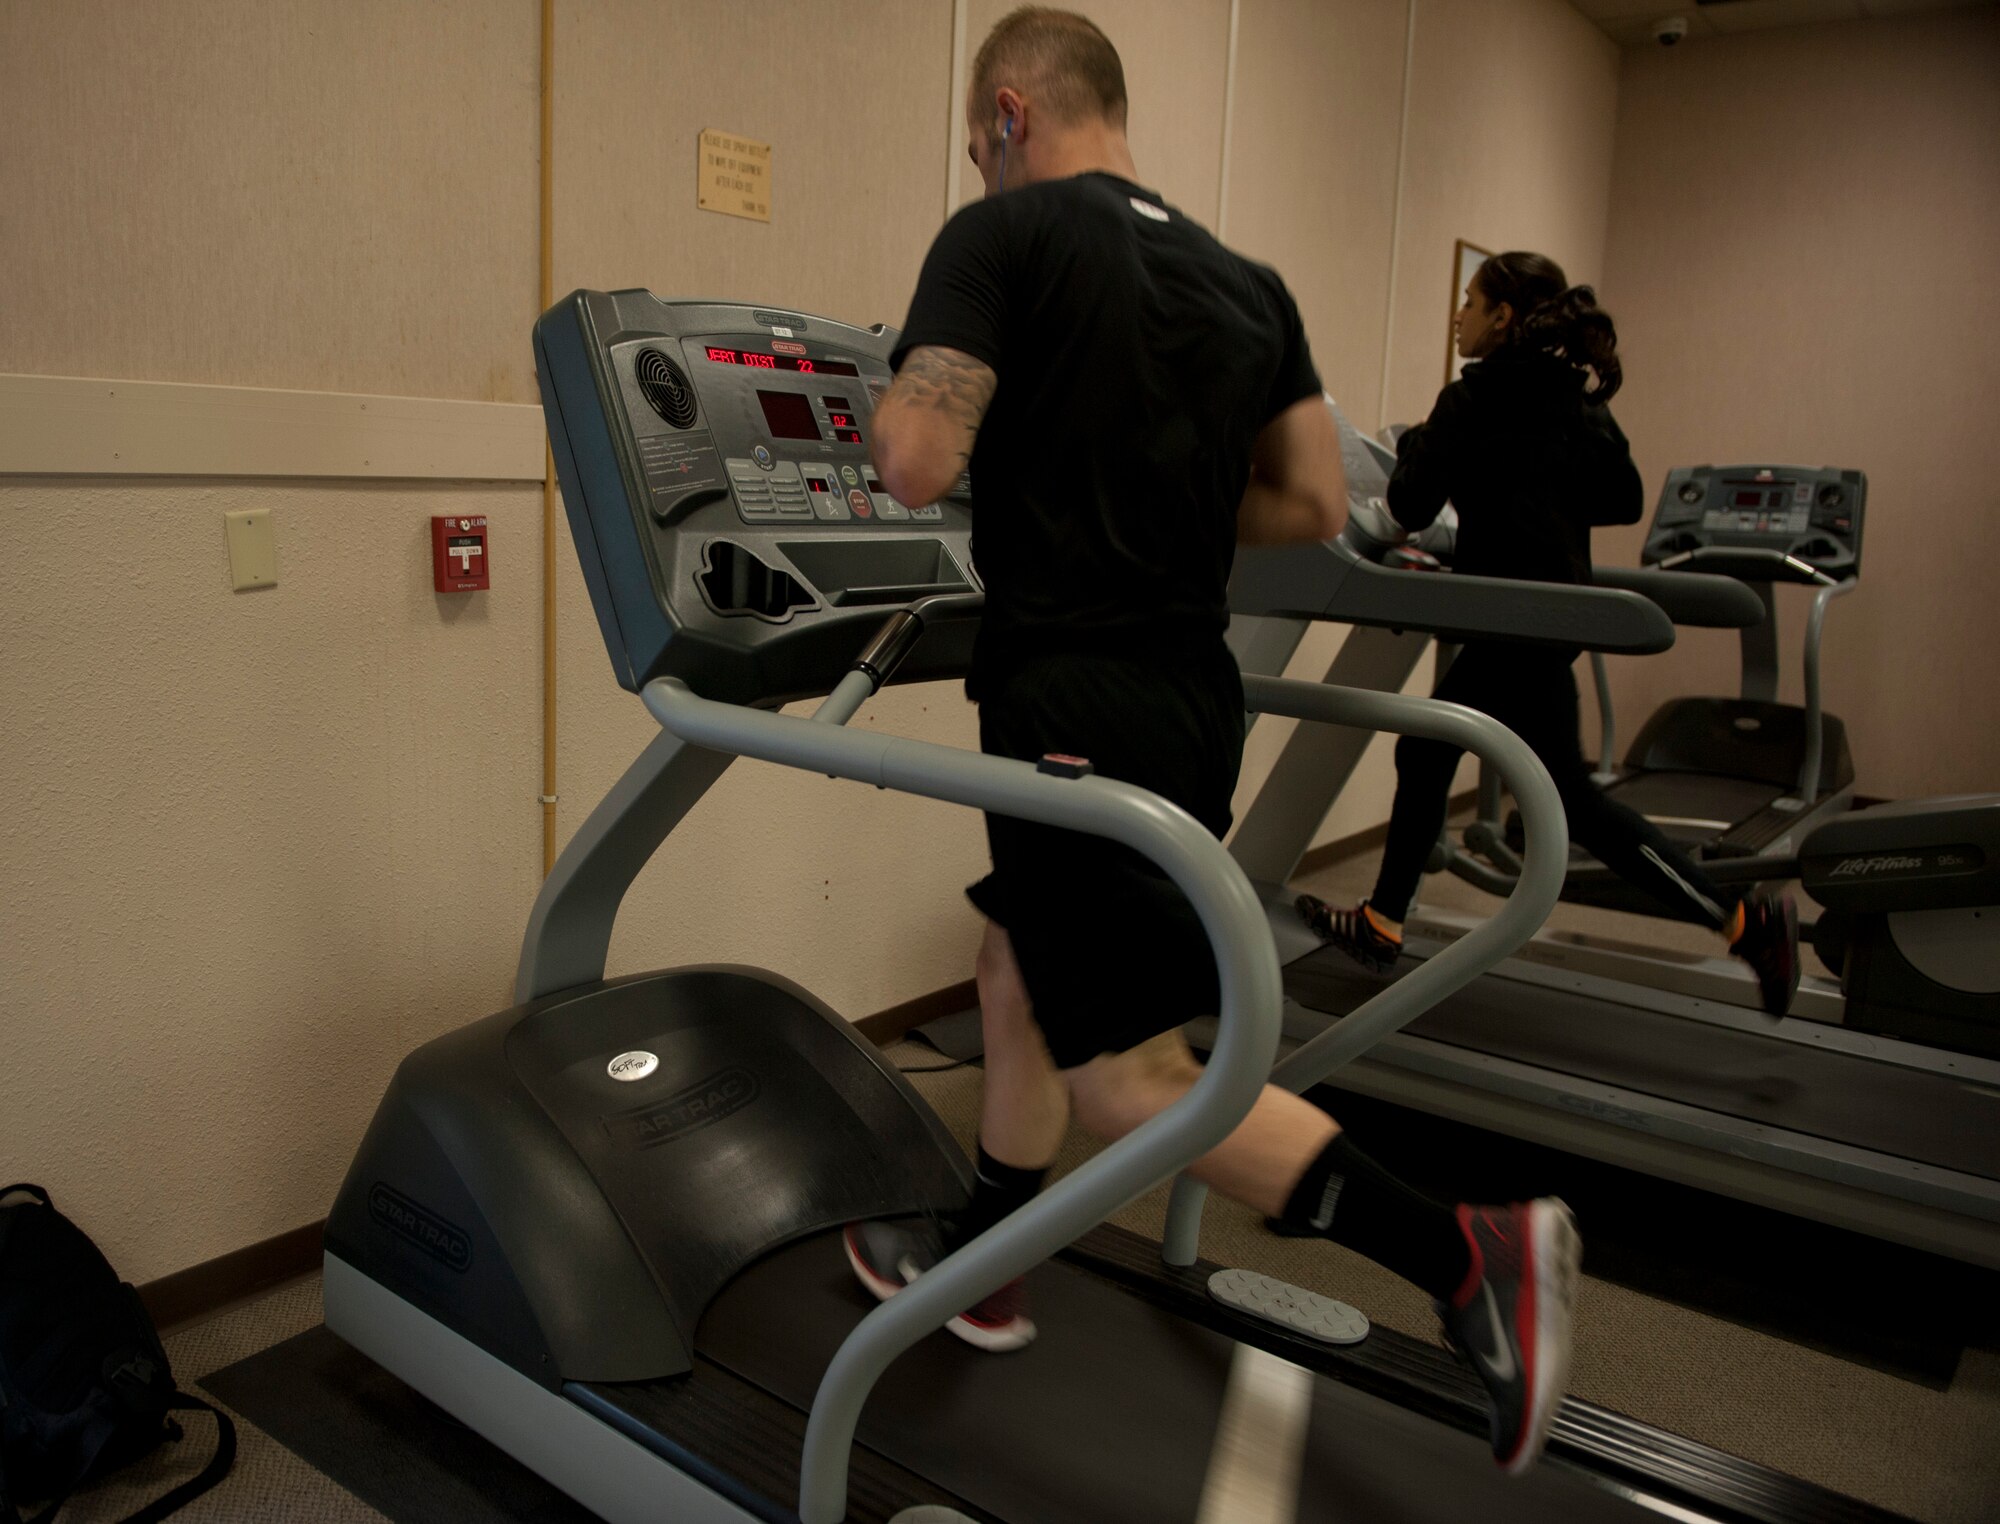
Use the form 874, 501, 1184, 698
967, 643, 1246, 1069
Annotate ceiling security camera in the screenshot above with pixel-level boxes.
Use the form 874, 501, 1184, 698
1654, 16, 1689, 46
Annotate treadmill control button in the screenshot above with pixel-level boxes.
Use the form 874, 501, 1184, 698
1037, 753, 1093, 778
753, 446, 774, 468
848, 489, 873, 518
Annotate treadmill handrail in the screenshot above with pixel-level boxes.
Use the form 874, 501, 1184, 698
639, 676, 1284, 1524
1799, 576, 1859, 802
1654, 543, 1844, 588
1161, 674, 1569, 1263
1231, 535, 1677, 654
1592, 564, 1765, 629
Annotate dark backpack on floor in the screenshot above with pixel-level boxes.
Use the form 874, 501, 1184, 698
0, 1185, 235, 1524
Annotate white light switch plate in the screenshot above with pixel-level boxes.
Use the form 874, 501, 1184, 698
225, 509, 276, 590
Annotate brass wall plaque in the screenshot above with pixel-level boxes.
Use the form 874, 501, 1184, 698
698, 129, 771, 223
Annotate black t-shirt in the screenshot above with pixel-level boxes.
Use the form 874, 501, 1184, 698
1387, 345, 1642, 586
892, 172, 1321, 692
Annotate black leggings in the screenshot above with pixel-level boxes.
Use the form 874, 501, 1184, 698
1371, 641, 1737, 930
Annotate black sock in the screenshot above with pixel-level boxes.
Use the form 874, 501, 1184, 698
1279, 1134, 1472, 1304
947, 1144, 1050, 1251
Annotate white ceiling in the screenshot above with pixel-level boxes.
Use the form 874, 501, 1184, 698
1568, 0, 1994, 47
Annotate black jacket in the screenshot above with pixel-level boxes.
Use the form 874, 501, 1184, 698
1388, 346, 1642, 585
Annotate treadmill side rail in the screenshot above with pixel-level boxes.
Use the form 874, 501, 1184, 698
1163, 672, 1570, 1265
637, 676, 1287, 1524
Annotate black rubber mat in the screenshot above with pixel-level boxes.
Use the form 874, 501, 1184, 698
901, 1004, 986, 1061
201, 1325, 599, 1524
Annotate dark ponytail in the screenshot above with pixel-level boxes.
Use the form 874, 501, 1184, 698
1472, 251, 1623, 403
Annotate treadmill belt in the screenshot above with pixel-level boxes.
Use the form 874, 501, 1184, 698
681, 1229, 1699, 1524
1286, 949, 2000, 1180
701, 1231, 1227, 1524
1294, 1379, 1658, 1523
1603, 772, 1784, 838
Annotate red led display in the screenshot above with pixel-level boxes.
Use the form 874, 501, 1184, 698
702, 346, 859, 376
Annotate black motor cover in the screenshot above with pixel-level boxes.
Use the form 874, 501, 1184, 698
324, 966, 971, 1389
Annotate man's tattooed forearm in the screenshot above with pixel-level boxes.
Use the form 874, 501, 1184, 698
892, 345, 997, 458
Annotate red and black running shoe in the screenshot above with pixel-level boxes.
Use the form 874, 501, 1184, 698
841, 1220, 1036, 1353
1438, 1198, 1582, 1474
1296, 894, 1403, 974
1731, 892, 1800, 1016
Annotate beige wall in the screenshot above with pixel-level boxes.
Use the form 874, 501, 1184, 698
959, 0, 1232, 221
1231, 0, 1624, 847
546, 0, 990, 1009
0, 0, 540, 401
1, 0, 1634, 1285
1, 0, 548, 1285
0, 477, 544, 1279
1383, 0, 1622, 429
1599, 10, 2000, 801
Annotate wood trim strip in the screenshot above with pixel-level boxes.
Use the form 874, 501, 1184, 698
141, 1219, 324, 1332
0, 373, 546, 481
855, 978, 978, 1047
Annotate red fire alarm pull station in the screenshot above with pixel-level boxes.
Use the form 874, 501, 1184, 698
432, 516, 491, 592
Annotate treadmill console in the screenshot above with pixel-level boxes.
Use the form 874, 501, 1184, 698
534, 291, 978, 703
1643, 464, 1865, 583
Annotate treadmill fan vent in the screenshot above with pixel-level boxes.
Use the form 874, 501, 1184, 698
635, 349, 698, 429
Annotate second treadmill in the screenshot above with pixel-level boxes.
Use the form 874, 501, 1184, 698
1224, 403, 2000, 1272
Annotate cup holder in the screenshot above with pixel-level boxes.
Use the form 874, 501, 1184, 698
698, 540, 815, 622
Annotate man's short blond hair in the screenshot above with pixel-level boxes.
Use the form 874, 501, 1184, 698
971, 7, 1127, 130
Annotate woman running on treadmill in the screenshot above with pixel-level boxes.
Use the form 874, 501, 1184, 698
1298, 252, 1801, 1015
844, 8, 1581, 1476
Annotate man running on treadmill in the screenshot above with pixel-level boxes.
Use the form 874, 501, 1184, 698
843, 6, 1581, 1473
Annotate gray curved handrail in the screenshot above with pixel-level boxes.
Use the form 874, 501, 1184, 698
1162, 672, 1570, 1264
1799, 577, 1858, 802
1589, 649, 1618, 783
1593, 564, 1765, 628
639, 677, 1283, 1524
1655, 543, 1841, 588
